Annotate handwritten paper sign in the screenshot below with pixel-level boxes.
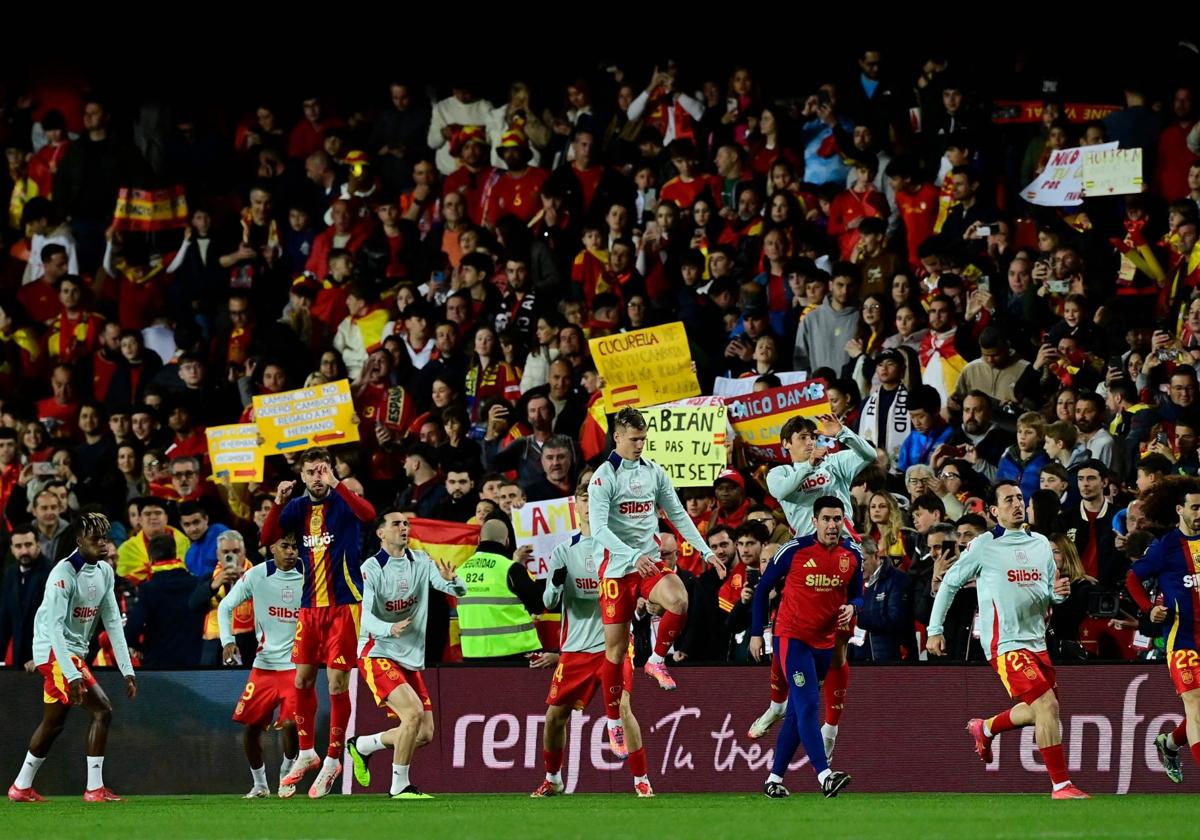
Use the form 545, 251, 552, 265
206, 424, 264, 483
590, 322, 699, 409
253, 379, 360, 454
1021, 142, 1117, 206
1082, 147, 1143, 196
513, 496, 579, 580
643, 405, 727, 487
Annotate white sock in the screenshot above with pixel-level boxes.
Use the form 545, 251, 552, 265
86, 756, 104, 790
15, 752, 44, 788
391, 763, 410, 795
546, 771, 562, 785
983, 720, 994, 738
633, 774, 649, 786
648, 652, 665, 665
298, 748, 318, 763
768, 701, 786, 716
1052, 780, 1071, 791
767, 772, 783, 784
322, 755, 339, 772
251, 765, 267, 788
1165, 732, 1180, 751
280, 757, 296, 778
607, 718, 622, 732
821, 723, 839, 740
357, 732, 386, 756
817, 768, 832, 784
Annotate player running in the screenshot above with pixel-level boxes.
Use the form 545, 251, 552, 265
9, 513, 137, 803
218, 531, 305, 799
345, 510, 466, 800
750, 414, 875, 754
1126, 477, 1200, 784
589, 407, 724, 758
750, 496, 861, 799
531, 473, 653, 798
263, 448, 377, 798
927, 480, 1088, 799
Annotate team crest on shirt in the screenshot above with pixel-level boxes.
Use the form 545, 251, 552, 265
1015, 550, 1028, 564
793, 671, 805, 687
839, 556, 850, 574
87, 584, 98, 600
398, 579, 409, 595
630, 479, 643, 495
282, 587, 294, 605
585, 559, 596, 574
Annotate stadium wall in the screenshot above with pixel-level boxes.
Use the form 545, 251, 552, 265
0, 665, 1188, 794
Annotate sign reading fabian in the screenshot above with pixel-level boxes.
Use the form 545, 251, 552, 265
643, 406, 728, 487
253, 379, 360, 454
589, 322, 699, 409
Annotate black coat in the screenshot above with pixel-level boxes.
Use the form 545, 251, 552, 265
0, 557, 50, 666
125, 568, 206, 668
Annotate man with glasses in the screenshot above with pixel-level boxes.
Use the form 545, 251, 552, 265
117, 497, 191, 585
166, 456, 205, 503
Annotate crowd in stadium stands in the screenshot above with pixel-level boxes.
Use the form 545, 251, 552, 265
2, 49, 1200, 672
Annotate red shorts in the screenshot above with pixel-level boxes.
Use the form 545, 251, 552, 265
291, 604, 361, 670
233, 668, 297, 728
546, 650, 634, 710
1168, 648, 1200, 695
359, 655, 432, 719
38, 652, 96, 705
992, 648, 1057, 705
599, 559, 674, 625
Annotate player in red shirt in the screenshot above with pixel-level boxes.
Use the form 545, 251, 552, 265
263, 449, 377, 798
750, 496, 862, 799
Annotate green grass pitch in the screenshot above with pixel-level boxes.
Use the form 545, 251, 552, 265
5, 793, 1199, 839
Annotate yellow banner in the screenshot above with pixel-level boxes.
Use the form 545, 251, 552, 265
643, 405, 727, 487
253, 379, 360, 454
206, 423, 264, 483
726, 380, 832, 462
589, 322, 699, 409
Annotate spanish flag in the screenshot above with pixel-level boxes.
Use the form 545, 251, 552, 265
112, 185, 189, 232
580, 390, 609, 462
408, 518, 480, 661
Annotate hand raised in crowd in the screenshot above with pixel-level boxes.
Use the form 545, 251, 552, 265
274, 480, 296, 505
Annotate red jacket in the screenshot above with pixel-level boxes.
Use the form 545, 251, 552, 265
305, 222, 372, 278
827, 187, 888, 260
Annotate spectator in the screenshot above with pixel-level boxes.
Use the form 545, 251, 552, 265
1047, 533, 1097, 660
997, 412, 1051, 501
1063, 460, 1119, 586
116, 497, 192, 585
179, 500, 231, 578
395, 444, 446, 519
858, 347, 910, 466
709, 469, 750, 530
793, 262, 861, 374
432, 463, 479, 523
524, 436, 577, 503
30, 488, 71, 563
910, 493, 946, 557
951, 328, 1029, 409
0, 523, 50, 668
190, 529, 256, 667
677, 525, 736, 663
898, 385, 952, 473
125, 534, 205, 667
482, 394, 556, 486
854, 537, 912, 662
1074, 393, 1114, 468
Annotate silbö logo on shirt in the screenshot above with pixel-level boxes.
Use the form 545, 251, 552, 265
303, 533, 335, 548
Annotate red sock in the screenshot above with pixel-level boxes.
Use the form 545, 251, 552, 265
600, 658, 623, 721
654, 609, 686, 658
628, 747, 648, 777
327, 691, 351, 757
769, 654, 787, 704
295, 685, 317, 751
1192, 743, 1200, 767
543, 749, 563, 774
1171, 720, 1189, 747
823, 662, 849, 726
987, 709, 1018, 735
1040, 744, 1070, 786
